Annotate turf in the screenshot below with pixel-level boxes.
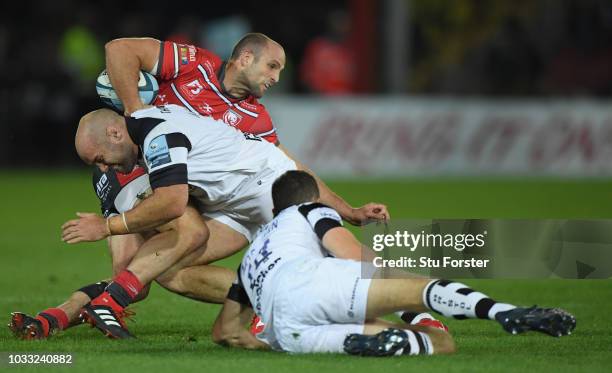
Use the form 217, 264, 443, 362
0, 170, 610, 372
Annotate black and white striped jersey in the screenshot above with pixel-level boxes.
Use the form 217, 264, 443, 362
126, 104, 289, 210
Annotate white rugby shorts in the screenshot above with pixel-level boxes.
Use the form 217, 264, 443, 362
268, 258, 377, 353
202, 157, 297, 242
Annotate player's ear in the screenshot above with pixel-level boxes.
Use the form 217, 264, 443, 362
239, 50, 254, 68
106, 126, 122, 143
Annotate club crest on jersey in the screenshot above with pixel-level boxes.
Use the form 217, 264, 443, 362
223, 109, 243, 127
145, 135, 171, 168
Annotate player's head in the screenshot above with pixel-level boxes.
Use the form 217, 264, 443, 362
272, 170, 320, 216
229, 33, 285, 98
75, 109, 139, 174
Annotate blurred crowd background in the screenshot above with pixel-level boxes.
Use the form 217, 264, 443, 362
1, 0, 611, 166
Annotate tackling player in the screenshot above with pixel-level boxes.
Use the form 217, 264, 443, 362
213, 171, 576, 355
58, 104, 330, 338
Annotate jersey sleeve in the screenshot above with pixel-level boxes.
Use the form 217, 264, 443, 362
249, 107, 278, 144
93, 167, 150, 217
297, 203, 343, 240
157, 41, 218, 81
92, 168, 119, 218
142, 131, 191, 189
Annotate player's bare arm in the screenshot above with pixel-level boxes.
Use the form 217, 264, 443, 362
212, 298, 269, 350
61, 184, 188, 243
322, 226, 377, 262
105, 38, 160, 115
277, 143, 389, 225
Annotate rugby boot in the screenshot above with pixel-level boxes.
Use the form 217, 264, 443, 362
80, 294, 135, 339
495, 305, 576, 337
8, 312, 57, 340
344, 328, 414, 357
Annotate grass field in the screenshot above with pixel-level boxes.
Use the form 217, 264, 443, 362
0, 170, 611, 372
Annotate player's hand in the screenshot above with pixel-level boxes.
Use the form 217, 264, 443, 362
347, 203, 390, 226
61, 212, 109, 244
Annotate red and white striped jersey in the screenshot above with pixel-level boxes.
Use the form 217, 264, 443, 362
153, 41, 278, 144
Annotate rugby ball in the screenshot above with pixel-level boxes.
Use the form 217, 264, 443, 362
96, 69, 159, 112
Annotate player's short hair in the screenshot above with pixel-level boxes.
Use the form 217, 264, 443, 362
272, 170, 320, 215
230, 33, 271, 61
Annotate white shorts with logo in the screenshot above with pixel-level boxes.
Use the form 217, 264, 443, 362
267, 258, 376, 354
202, 157, 297, 242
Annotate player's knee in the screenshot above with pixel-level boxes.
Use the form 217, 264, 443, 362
175, 215, 209, 254
187, 225, 209, 251
156, 270, 185, 295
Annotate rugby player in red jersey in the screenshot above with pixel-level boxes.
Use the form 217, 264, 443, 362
105, 33, 386, 227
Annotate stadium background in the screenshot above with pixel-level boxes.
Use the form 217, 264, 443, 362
0, 0, 610, 371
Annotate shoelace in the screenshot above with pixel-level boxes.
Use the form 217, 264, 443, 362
117, 308, 136, 326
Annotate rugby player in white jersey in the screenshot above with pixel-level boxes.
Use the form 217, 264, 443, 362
54, 104, 307, 338
212, 171, 576, 356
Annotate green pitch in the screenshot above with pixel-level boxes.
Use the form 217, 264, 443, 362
0, 170, 610, 372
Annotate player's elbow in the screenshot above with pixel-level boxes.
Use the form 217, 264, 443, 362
165, 203, 187, 221
157, 188, 188, 221
105, 39, 127, 57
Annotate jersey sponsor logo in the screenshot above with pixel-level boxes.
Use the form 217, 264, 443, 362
239, 101, 259, 111
185, 79, 204, 96
157, 105, 171, 113
95, 173, 109, 199
145, 135, 172, 168
243, 239, 282, 315
243, 132, 263, 142
317, 209, 341, 221
188, 46, 196, 61
180, 47, 189, 65
204, 61, 214, 75
223, 109, 243, 127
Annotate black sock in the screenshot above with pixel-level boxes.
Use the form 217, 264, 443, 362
105, 282, 133, 308
78, 281, 108, 300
